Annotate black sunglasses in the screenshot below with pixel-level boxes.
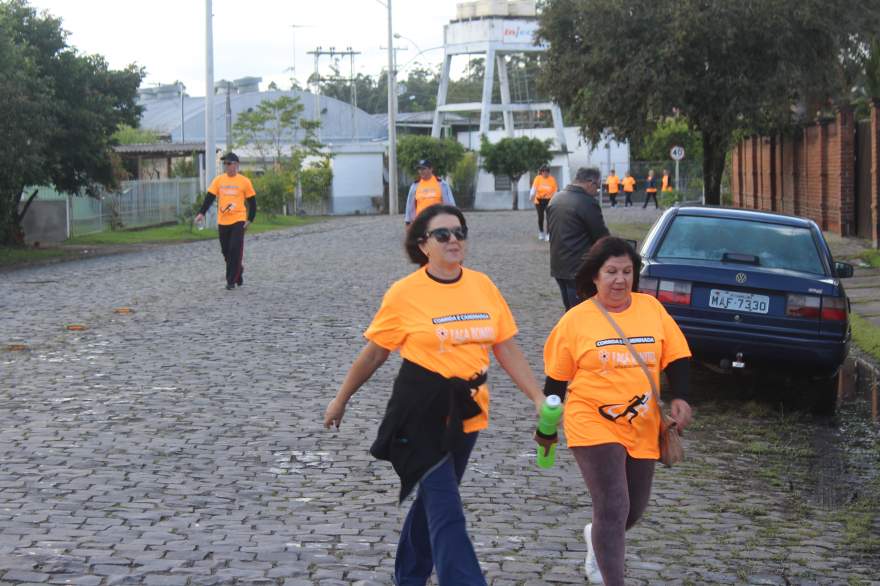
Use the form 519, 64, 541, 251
223, 161, 236, 165
425, 226, 468, 243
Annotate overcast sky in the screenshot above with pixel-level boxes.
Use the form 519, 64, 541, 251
29, 0, 458, 95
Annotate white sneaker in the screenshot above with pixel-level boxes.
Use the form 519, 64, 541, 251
538, 231, 544, 240
584, 523, 603, 584
542, 232, 550, 241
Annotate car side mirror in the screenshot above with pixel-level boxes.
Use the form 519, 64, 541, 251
834, 261, 854, 278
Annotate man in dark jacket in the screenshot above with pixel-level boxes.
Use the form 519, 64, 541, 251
546, 167, 610, 310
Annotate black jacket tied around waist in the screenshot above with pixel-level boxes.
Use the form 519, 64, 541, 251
370, 359, 487, 503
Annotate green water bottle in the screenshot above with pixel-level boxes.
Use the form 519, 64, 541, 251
536, 394, 563, 468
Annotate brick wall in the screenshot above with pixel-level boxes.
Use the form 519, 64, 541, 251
729, 108, 863, 238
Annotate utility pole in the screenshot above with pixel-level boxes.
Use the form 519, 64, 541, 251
205, 0, 216, 185
386, 0, 398, 216
289, 24, 309, 88
179, 81, 186, 143
307, 47, 362, 144
225, 81, 233, 151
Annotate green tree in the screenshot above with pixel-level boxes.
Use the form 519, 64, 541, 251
635, 117, 702, 163
112, 124, 161, 145
449, 151, 478, 209
232, 95, 306, 168
479, 135, 551, 210
537, 0, 877, 205
396, 135, 466, 178
0, 0, 143, 245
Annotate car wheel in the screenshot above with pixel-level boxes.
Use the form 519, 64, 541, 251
808, 374, 839, 416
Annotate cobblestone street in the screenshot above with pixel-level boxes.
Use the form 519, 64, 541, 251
2, 209, 879, 585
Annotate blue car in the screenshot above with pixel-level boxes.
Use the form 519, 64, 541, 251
637, 207, 853, 413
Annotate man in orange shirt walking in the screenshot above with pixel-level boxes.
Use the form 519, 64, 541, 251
621, 172, 636, 207
530, 164, 558, 241
195, 152, 257, 290
605, 169, 620, 208
404, 159, 455, 226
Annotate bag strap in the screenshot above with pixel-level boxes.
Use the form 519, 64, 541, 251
591, 298, 660, 404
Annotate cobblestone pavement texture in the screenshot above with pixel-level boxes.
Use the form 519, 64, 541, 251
2, 209, 879, 585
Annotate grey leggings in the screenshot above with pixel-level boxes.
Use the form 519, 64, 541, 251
572, 443, 656, 586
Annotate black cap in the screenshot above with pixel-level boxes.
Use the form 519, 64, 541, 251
539, 164, 550, 172
416, 159, 432, 169
221, 152, 240, 162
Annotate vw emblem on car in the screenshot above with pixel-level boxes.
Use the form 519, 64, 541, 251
735, 272, 747, 284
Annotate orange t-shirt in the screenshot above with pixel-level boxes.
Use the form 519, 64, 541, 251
543, 294, 691, 458
662, 175, 672, 191
531, 175, 559, 202
622, 176, 636, 193
208, 173, 256, 225
414, 177, 443, 218
365, 267, 518, 433
606, 174, 620, 194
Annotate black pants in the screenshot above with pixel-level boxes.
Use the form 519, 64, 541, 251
643, 192, 658, 208
555, 278, 581, 311
624, 191, 633, 206
218, 221, 245, 286
535, 199, 549, 232
609, 193, 618, 207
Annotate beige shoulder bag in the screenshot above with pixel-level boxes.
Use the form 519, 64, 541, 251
592, 299, 684, 466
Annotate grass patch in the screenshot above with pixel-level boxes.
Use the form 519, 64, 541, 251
0, 247, 69, 267
67, 213, 317, 246
607, 222, 654, 243
858, 249, 880, 268
850, 313, 880, 363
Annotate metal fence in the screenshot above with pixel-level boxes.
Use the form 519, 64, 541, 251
66, 178, 201, 237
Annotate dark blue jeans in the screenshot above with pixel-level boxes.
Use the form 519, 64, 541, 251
556, 278, 581, 311
395, 432, 485, 586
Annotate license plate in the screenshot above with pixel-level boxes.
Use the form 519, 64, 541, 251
708, 289, 770, 314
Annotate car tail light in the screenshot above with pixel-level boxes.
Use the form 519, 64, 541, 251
820, 297, 847, 321
639, 277, 659, 297
657, 280, 691, 305
786, 294, 821, 318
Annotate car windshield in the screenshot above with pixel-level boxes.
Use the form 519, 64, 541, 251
656, 215, 826, 275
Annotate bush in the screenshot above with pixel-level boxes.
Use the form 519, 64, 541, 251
301, 160, 332, 204
450, 151, 477, 209
658, 190, 685, 208
252, 170, 292, 217
397, 135, 465, 178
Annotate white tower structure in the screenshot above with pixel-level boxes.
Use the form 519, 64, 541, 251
431, 1, 569, 162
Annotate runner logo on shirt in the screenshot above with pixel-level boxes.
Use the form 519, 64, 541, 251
599, 393, 651, 423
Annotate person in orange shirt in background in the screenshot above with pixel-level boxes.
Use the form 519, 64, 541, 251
642, 169, 658, 209
661, 169, 673, 192
540, 237, 693, 585
195, 152, 257, 290
605, 169, 620, 207
325, 205, 544, 586
621, 172, 636, 207
530, 164, 558, 241
404, 159, 455, 226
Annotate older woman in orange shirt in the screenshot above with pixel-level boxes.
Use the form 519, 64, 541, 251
542, 236, 694, 585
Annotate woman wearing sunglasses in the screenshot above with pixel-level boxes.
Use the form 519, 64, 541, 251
324, 204, 544, 586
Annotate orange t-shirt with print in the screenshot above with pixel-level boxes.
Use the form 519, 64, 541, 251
531, 175, 559, 202
414, 177, 443, 218
622, 176, 636, 193
208, 173, 256, 225
606, 174, 620, 194
365, 266, 518, 433
543, 293, 691, 459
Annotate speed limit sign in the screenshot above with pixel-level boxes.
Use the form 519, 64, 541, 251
670, 145, 685, 161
